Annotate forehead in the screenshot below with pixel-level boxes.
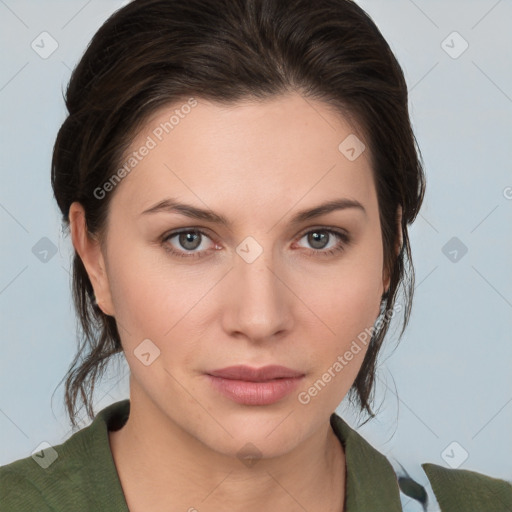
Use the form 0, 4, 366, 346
108, 92, 376, 222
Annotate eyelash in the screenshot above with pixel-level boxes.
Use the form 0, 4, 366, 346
160, 227, 351, 260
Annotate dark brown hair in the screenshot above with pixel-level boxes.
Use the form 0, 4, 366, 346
51, 0, 425, 428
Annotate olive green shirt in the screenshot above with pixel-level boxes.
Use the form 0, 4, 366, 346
1, 400, 511, 511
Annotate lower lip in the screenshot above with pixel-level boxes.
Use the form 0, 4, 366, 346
206, 375, 304, 405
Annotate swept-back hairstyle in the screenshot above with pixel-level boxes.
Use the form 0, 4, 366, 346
52, 0, 425, 427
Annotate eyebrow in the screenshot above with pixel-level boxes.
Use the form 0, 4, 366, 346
140, 197, 366, 227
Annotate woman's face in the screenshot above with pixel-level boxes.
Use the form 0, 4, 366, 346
78, 92, 392, 458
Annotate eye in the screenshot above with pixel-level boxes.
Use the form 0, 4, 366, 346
294, 228, 351, 257
161, 229, 218, 259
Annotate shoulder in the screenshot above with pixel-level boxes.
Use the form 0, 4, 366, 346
330, 412, 512, 511
422, 462, 512, 511
0, 400, 130, 511
0, 457, 59, 511
0, 424, 96, 511
0, 463, 53, 511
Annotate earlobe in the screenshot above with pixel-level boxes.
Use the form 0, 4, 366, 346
69, 202, 115, 316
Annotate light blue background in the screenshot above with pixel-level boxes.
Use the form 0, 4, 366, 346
1, 1, 511, 511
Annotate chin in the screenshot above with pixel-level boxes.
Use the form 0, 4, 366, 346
194, 408, 309, 460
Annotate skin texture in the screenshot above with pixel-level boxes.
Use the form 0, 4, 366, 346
70, 92, 400, 512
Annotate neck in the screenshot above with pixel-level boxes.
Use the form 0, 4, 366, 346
108, 393, 346, 512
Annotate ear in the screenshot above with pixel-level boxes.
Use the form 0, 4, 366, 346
382, 204, 403, 294
69, 201, 115, 316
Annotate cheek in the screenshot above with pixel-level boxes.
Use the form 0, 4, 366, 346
306, 280, 379, 377
106, 242, 218, 368
105, 241, 180, 338
294, 243, 383, 388
301, 251, 383, 337
295, 279, 379, 410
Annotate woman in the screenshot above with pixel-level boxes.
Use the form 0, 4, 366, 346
1, 0, 510, 510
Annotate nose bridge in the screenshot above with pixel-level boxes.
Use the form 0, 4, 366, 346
235, 234, 281, 302
227, 234, 290, 337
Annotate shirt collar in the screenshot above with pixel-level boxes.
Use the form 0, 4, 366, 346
330, 412, 403, 511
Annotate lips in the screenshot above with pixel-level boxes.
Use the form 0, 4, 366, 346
206, 365, 305, 405
207, 365, 305, 382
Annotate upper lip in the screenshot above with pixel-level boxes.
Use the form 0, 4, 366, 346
207, 365, 305, 382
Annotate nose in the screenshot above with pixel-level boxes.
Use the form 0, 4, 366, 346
222, 240, 293, 343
